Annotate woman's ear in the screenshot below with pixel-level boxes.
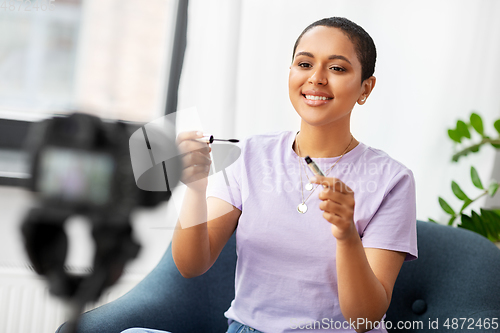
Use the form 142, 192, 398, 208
357, 76, 376, 105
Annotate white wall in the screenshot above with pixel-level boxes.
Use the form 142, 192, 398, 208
177, 0, 500, 222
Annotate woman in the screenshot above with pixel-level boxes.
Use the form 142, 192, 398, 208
126, 16, 417, 333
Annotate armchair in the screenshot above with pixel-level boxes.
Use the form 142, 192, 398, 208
56, 221, 500, 333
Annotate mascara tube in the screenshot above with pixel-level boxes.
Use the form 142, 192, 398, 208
304, 156, 325, 176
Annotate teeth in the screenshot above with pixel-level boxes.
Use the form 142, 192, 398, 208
305, 95, 331, 101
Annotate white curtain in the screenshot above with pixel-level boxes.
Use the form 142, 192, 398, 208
177, 0, 500, 222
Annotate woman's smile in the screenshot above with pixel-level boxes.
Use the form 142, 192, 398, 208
302, 90, 333, 106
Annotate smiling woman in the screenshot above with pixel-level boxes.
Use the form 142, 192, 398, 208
165, 16, 417, 333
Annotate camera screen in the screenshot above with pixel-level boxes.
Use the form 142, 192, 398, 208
37, 147, 115, 206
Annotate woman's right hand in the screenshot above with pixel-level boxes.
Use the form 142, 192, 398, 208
176, 131, 212, 192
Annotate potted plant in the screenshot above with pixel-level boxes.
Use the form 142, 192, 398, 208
430, 112, 500, 248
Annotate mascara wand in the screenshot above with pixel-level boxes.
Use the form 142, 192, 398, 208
196, 134, 239, 144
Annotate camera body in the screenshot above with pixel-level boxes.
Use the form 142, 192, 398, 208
26, 112, 173, 217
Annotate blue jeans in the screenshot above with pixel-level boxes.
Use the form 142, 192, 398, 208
120, 320, 265, 333
226, 320, 265, 333
121, 329, 171, 333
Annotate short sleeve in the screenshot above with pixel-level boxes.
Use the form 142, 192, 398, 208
206, 142, 244, 211
361, 169, 418, 261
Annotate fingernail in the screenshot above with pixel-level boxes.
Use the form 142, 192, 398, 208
196, 131, 204, 137
310, 177, 317, 182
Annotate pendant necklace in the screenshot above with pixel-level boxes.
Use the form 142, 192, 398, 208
295, 133, 354, 214
305, 182, 314, 192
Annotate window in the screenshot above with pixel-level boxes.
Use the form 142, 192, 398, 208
0, 0, 81, 114
0, 0, 185, 185
0, 0, 177, 121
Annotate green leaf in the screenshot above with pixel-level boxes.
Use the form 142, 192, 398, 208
439, 197, 455, 215
451, 181, 469, 201
489, 182, 499, 197
447, 215, 457, 226
456, 120, 471, 139
494, 119, 500, 135
459, 214, 476, 233
474, 210, 493, 240
470, 113, 484, 135
492, 143, 500, 149
471, 210, 489, 238
480, 209, 500, 241
489, 210, 500, 234
470, 166, 483, 189
428, 218, 439, 223
448, 129, 462, 143
470, 145, 480, 153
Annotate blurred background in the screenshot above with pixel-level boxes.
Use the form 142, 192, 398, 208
0, 0, 499, 332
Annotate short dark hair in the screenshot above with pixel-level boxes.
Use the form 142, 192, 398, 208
292, 17, 376, 83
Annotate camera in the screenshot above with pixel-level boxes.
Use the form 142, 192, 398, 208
20, 112, 181, 320
26, 112, 178, 214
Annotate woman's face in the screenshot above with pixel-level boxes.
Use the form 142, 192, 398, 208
289, 26, 373, 128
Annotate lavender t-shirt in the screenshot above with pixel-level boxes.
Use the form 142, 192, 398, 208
207, 131, 417, 333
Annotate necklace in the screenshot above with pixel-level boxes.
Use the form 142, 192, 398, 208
295, 133, 354, 214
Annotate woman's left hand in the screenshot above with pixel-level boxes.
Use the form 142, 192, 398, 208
309, 176, 357, 241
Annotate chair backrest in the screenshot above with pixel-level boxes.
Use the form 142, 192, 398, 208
385, 221, 500, 332
58, 221, 500, 333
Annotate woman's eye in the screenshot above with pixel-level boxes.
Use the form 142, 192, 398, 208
330, 66, 345, 72
298, 62, 311, 68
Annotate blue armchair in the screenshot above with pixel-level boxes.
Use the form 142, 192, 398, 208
56, 221, 500, 333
